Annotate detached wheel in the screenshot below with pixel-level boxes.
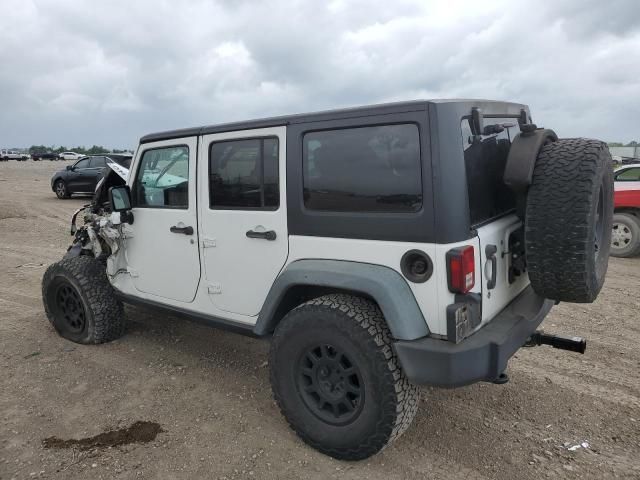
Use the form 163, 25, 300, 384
610, 213, 640, 258
270, 294, 419, 460
525, 139, 613, 303
42, 256, 125, 344
54, 180, 69, 199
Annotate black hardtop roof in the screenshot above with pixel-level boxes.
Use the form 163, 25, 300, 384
139, 98, 527, 144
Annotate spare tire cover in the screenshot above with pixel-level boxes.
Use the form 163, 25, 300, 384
525, 138, 613, 303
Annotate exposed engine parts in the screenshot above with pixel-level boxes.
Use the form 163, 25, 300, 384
64, 163, 129, 278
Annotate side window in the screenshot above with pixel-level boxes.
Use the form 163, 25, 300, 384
209, 137, 279, 209
615, 168, 640, 181
133, 146, 189, 209
303, 124, 422, 212
74, 158, 90, 169
90, 156, 107, 168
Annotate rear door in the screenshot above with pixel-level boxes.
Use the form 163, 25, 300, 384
460, 117, 530, 323
199, 127, 288, 316
614, 166, 640, 207
124, 138, 201, 302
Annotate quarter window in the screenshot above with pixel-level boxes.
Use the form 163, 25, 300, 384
302, 124, 422, 212
209, 137, 279, 209
132, 146, 189, 208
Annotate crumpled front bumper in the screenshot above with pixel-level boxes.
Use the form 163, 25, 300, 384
394, 286, 554, 387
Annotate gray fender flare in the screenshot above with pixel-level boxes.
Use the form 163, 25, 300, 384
253, 259, 429, 341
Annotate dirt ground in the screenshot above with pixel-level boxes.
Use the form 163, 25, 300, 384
1, 160, 639, 480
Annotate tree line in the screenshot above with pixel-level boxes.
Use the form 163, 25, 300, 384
28, 145, 134, 155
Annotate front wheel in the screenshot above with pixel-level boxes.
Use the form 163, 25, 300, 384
54, 180, 69, 199
610, 213, 640, 258
42, 256, 125, 344
269, 294, 420, 460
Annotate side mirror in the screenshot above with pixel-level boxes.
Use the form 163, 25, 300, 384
66, 165, 73, 171
109, 185, 132, 212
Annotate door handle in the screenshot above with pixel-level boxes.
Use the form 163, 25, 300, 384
170, 225, 194, 235
246, 229, 276, 241
485, 244, 498, 290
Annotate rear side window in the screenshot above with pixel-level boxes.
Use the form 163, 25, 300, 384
90, 156, 107, 168
209, 137, 279, 209
303, 124, 422, 212
615, 167, 640, 181
460, 118, 518, 226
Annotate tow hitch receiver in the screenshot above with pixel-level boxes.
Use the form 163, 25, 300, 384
525, 330, 587, 354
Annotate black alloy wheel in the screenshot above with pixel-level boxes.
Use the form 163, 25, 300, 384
296, 343, 364, 426
54, 282, 87, 335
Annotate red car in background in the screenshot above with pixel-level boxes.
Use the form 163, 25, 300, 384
612, 163, 640, 257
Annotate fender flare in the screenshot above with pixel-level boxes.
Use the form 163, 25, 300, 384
503, 128, 558, 194
253, 259, 429, 341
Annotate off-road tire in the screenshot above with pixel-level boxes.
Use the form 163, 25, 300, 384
525, 138, 613, 302
610, 213, 640, 258
54, 180, 69, 199
269, 294, 420, 460
42, 256, 125, 344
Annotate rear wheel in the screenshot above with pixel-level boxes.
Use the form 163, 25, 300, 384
525, 139, 613, 303
54, 180, 69, 199
610, 213, 640, 258
270, 294, 419, 460
42, 256, 125, 344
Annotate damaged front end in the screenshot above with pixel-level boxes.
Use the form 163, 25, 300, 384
65, 163, 130, 278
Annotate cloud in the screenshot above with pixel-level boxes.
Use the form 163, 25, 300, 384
0, 0, 638, 148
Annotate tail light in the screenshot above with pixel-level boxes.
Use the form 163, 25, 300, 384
446, 246, 475, 294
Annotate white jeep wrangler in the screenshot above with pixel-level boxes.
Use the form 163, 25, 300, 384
42, 100, 613, 460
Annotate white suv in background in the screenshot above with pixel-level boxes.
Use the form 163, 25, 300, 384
1, 149, 29, 161
59, 151, 84, 160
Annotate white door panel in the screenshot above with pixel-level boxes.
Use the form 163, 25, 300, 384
199, 127, 288, 316
124, 137, 201, 303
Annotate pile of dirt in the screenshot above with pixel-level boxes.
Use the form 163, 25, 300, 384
42, 421, 163, 451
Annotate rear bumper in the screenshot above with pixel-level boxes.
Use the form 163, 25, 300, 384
394, 286, 554, 387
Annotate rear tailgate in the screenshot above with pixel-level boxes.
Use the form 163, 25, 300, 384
461, 115, 531, 324
476, 215, 530, 324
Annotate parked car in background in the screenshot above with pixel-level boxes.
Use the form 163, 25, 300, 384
1, 149, 29, 161
32, 151, 61, 161
50, 155, 130, 198
59, 151, 84, 161
611, 163, 640, 257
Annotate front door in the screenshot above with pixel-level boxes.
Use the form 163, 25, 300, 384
124, 138, 201, 303
199, 127, 288, 317
67, 157, 94, 192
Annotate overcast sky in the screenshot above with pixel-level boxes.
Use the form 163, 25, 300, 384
1, 0, 638, 149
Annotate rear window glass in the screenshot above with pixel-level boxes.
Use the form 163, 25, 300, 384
303, 124, 422, 212
460, 117, 519, 226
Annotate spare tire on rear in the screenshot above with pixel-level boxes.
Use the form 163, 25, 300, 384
525, 138, 613, 303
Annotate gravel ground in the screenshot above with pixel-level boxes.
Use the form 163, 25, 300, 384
1, 161, 639, 480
